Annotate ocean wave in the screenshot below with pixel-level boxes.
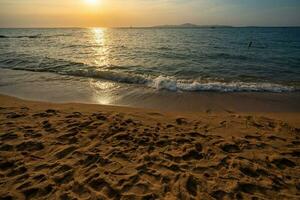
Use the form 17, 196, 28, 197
62, 69, 148, 85
157, 46, 173, 50
0, 34, 71, 39
63, 44, 103, 48
0, 55, 86, 70
0, 55, 296, 93
26, 64, 294, 92
207, 53, 249, 60
58, 71, 297, 92
0, 34, 42, 39
12, 66, 295, 92
149, 76, 294, 92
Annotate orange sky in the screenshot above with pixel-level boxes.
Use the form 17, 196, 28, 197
0, 0, 299, 27
0, 0, 185, 27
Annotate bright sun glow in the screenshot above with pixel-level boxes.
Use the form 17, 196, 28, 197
85, 0, 99, 5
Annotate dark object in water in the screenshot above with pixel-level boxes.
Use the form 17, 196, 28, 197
248, 41, 253, 49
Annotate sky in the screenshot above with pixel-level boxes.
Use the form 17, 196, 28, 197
0, 0, 300, 27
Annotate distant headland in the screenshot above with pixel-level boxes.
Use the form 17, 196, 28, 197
120, 23, 299, 29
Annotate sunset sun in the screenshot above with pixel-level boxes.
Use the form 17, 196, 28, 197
85, 0, 99, 5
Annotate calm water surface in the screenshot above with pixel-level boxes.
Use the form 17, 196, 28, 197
0, 27, 299, 97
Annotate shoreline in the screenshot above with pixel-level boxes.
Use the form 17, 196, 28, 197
0, 94, 299, 199
0, 69, 299, 114
1, 89, 300, 113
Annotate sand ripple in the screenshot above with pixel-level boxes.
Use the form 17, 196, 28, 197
0, 103, 299, 199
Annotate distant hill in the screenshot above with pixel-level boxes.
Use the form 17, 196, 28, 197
152, 23, 233, 28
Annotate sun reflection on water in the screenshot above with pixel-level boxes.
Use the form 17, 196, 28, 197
89, 79, 118, 105
87, 28, 117, 105
91, 28, 109, 67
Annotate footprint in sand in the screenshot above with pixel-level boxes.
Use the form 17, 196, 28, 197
16, 141, 44, 151
54, 146, 77, 159
220, 143, 240, 153
271, 158, 296, 169
0, 132, 18, 141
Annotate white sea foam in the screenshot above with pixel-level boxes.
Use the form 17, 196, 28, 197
0, 56, 296, 93
148, 75, 294, 92
67, 70, 295, 92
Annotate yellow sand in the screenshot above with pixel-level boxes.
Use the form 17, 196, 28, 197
0, 94, 299, 200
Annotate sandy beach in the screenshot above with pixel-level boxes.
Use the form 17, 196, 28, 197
1, 0, 300, 199
0, 94, 299, 199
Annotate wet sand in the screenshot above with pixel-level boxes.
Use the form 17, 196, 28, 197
0, 94, 299, 199
1, 68, 300, 113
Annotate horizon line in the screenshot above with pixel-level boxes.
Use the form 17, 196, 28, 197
0, 25, 300, 29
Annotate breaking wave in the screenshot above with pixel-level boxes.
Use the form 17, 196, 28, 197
149, 76, 294, 92
52, 70, 298, 92
0, 54, 296, 93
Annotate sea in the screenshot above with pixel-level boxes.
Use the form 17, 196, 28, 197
0, 27, 299, 108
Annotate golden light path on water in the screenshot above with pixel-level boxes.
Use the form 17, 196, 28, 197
92, 28, 109, 67
89, 28, 117, 105
89, 80, 117, 105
